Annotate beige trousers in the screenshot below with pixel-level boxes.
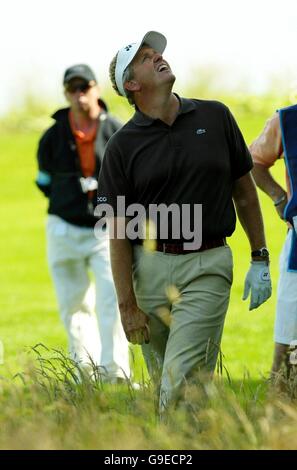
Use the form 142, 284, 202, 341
132, 244, 233, 412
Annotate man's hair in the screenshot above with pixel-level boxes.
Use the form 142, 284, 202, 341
109, 53, 135, 106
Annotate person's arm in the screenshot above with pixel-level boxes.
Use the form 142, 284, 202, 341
233, 172, 272, 310
249, 112, 287, 219
36, 128, 53, 197
109, 217, 150, 345
252, 163, 287, 220
97, 143, 149, 343
232, 172, 266, 250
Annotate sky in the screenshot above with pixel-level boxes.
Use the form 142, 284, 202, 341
1, 0, 297, 115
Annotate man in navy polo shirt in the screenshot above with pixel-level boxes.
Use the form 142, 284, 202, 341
97, 32, 272, 413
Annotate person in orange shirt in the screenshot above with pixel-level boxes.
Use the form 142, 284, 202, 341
36, 64, 130, 382
250, 109, 297, 376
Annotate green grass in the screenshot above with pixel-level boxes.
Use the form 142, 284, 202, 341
0, 98, 294, 449
0, 349, 296, 450
0, 133, 65, 369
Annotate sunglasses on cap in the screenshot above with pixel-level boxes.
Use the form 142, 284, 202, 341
65, 81, 92, 94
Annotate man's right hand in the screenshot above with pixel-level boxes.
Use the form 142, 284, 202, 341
119, 304, 150, 345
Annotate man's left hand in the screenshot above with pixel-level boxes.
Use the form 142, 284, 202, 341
243, 261, 272, 310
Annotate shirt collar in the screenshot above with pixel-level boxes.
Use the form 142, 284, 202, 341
131, 93, 196, 127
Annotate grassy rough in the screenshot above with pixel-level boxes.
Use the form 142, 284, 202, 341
0, 347, 296, 449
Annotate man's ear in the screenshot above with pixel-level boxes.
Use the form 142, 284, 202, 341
124, 80, 140, 93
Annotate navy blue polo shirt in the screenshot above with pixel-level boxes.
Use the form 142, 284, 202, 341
97, 95, 253, 243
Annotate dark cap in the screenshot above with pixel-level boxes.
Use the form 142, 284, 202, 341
63, 64, 97, 85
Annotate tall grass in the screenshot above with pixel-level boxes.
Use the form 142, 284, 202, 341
0, 345, 297, 449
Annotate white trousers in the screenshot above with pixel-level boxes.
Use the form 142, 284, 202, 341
46, 215, 130, 379
274, 229, 297, 345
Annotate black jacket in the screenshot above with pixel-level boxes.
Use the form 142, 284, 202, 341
36, 99, 122, 227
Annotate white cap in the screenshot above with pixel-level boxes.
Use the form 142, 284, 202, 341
115, 31, 167, 97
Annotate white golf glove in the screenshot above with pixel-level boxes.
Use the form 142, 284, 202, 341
243, 261, 272, 310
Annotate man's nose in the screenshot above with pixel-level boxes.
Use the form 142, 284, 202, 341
75, 89, 85, 96
153, 52, 163, 63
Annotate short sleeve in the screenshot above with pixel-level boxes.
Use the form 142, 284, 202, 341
97, 141, 133, 215
249, 112, 283, 168
225, 107, 253, 180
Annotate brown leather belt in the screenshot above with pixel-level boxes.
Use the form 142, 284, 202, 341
155, 238, 226, 254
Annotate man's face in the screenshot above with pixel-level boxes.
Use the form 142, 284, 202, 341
64, 78, 99, 113
128, 46, 175, 94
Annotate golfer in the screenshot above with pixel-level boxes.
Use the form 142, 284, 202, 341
97, 32, 272, 412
